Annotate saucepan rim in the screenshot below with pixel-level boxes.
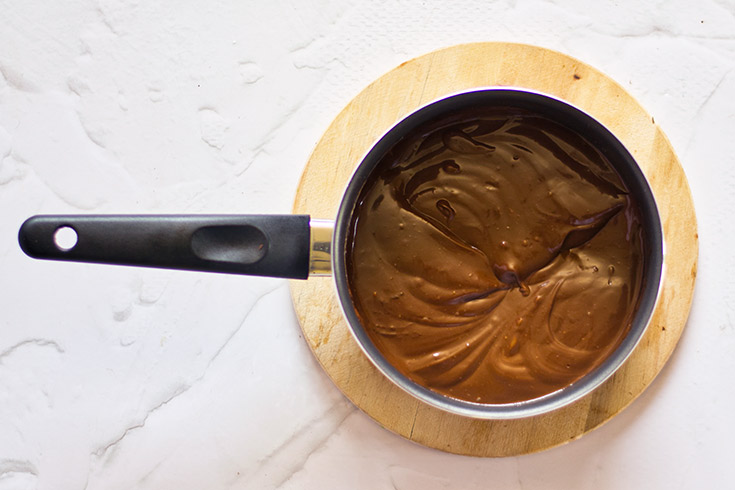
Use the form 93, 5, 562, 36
331, 86, 665, 420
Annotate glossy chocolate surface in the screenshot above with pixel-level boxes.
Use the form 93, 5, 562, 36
346, 106, 647, 404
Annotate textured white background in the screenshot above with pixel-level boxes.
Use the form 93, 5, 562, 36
1, 0, 733, 488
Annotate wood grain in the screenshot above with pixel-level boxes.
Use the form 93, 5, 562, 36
289, 42, 698, 457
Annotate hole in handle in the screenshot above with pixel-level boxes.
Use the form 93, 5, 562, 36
54, 226, 78, 251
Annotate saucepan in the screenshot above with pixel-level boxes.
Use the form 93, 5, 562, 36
18, 88, 664, 419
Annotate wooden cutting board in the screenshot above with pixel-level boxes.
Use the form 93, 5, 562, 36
289, 42, 697, 457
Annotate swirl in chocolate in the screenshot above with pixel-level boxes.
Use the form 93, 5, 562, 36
346, 107, 646, 404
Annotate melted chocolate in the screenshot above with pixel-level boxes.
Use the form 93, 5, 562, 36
346, 107, 646, 404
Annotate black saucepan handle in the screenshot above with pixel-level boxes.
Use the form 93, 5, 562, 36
18, 215, 311, 279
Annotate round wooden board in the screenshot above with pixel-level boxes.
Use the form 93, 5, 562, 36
289, 42, 698, 457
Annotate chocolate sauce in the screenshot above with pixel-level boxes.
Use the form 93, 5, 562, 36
346, 106, 646, 404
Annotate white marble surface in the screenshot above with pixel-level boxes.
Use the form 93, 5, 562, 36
1, 0, 733, 488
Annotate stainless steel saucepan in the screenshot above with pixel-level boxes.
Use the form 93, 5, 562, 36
18, 88, 664, 419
